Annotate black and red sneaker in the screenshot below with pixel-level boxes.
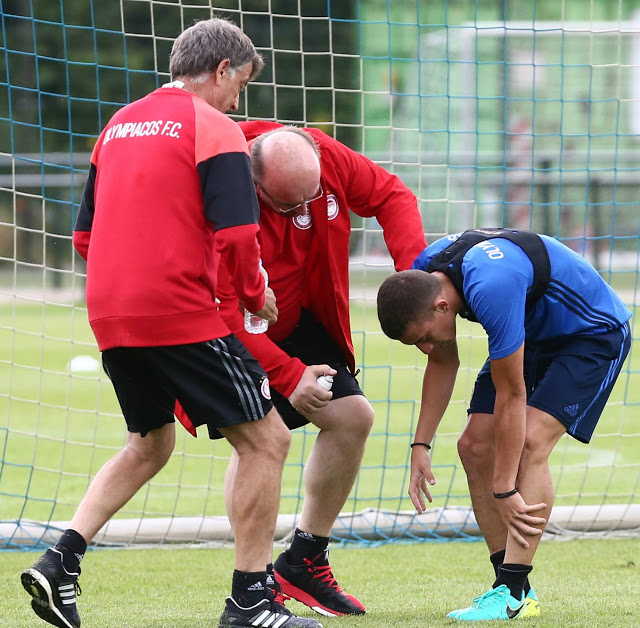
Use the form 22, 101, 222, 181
274, 550, 365, 617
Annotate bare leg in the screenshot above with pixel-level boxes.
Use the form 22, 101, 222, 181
70, 423, 176, 542
221, 408, 290, 573
505, 407, 566, 564
224, 450, 271, 564
297, 395, 373, 536
223, 452, 238, 528
458, 413, 508, 554
224, 397, 372, 562
459, 409, 566, 563
226, 396, 373, 537
256, 396, 373, 616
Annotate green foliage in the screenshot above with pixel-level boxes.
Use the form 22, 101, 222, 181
0, 1, 359, 156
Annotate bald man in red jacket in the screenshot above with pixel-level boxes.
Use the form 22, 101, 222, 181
180, 122, 426, 617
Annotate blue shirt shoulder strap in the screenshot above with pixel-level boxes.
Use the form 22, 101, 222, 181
425, 228, 551, 321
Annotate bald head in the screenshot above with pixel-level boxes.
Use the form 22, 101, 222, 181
251, 127, 321, 208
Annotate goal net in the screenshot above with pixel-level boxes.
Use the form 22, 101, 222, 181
1, 0, 638, 550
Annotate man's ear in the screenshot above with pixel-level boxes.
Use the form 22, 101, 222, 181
214, 58, 231, 81
435, 298, 449, 314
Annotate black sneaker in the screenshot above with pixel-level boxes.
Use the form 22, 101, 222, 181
274, 550, 365, 617
21, 548, 82, 628
218, 595, 323, 627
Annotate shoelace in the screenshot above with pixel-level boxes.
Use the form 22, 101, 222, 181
268, 584, 291, 611
273, 590, 291, 606
303, 560, 341, 591
55, 553, 82, 599
471, 588, 504, 608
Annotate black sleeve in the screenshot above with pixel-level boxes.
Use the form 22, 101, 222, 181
197, 151, 260, 229
75, 164, 97, 231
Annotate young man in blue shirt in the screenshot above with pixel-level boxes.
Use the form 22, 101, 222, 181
376, 228, 632, 621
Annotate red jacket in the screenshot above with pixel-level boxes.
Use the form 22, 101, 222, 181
216, 121, 427, 398
73, 87, 265, 350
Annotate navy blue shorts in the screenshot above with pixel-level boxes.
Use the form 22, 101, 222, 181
268, 309, 364, 430
468, 322, 631, 443
102, 335, 272, 437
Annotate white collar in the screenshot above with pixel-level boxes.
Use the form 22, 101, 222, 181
161, 80, 185, 89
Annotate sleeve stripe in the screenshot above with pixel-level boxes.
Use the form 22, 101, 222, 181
198, 152, 260, 229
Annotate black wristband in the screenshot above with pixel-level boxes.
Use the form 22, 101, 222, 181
410, 442, 431, 450
493, 487, 518, 499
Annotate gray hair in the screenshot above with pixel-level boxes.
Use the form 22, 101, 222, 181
169, 18, 264, 81
250, 126, 321, 184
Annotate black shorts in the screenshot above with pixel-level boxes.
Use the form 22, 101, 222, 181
207, 309, 364, 439
468, 322, 631, 443
270, 309, 364, 430
102, 335, 272, 437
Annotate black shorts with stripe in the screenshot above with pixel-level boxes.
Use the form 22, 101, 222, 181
102, 334, 272, 437
205, 310, 364, 439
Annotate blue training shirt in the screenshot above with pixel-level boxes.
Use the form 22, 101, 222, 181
412, 233, 632, 360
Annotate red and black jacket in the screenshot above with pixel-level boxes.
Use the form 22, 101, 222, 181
73, 87, 265, 350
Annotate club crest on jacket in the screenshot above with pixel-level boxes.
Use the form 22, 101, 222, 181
260, 376, 271, 400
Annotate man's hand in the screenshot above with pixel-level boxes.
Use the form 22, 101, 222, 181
495, 492, 547, 549
408, 447, 436, 514
288, 365, 336, 416
250, 286, 278, 325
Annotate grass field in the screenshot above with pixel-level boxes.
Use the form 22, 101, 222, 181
1, 270, 639, 531
1, 270, 639, 627
1, 538, 639, 627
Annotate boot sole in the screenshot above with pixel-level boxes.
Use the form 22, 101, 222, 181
275, 574, 365, 617
21, 569, 77, 628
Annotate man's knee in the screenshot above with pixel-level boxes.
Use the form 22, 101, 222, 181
316, 395, 374, 441
230, 408, 291, 463
125, 424, 175, 472
264, 409, 291, 461
522, 408, 566, 466
520, 431, 555, 468
349, 397, 374, 438
457, 429, 493, 471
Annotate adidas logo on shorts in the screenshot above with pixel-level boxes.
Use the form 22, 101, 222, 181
564, 403, 579, 417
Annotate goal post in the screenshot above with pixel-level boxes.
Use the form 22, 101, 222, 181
1, 0, 639, 551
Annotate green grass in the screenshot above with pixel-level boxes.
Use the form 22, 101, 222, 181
1, 538, 639, 627
1, 292, 639, 527
1, 275, 639, 625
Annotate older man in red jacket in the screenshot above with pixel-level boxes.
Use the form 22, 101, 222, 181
20, 20, 330, 628
181, 122, 426, 617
